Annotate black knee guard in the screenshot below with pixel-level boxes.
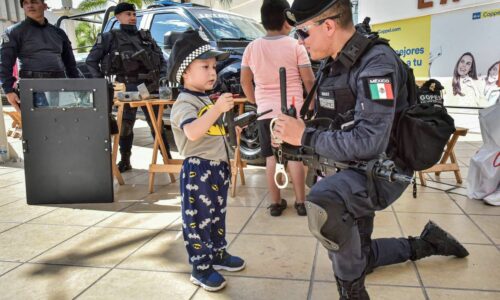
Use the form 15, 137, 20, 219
305, 198, 355, 251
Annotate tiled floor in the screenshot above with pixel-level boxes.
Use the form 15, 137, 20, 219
0, 119, 499, 299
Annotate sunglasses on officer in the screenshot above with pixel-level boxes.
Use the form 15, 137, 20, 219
295, 13, 342, 40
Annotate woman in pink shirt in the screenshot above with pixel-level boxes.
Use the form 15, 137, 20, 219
241, 0, 314, 216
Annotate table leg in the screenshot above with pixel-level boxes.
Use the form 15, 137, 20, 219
112, 103, 124, 185
435, 134, 460, 176
146, 103, 175, 193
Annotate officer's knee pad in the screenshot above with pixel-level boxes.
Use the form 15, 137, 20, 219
305, 197, 355, 252
120, 119, 134, 137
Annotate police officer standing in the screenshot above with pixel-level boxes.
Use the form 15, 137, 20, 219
273, 1, 469, 299
0, 0, 80, 112
86, 2, 171, 173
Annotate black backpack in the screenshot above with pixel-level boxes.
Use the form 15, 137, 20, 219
390, 68, 456, 171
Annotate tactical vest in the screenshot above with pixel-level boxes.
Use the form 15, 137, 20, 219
103, 29, 162, 85
311, 32, 407, 129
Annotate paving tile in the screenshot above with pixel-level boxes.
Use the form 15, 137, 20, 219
0, 222, 20, 233
226, 234, 316, 280
225, 206, 256, 233
470, 215, 500, 244
119, 230, 235, 273
452, 194, 500, 215
373, 211, 403, 239
259, 187, 302, 208
240, 169, 268, 188
0, 261, 21, 276
27, 203, 132, 227
0, 182, 26, 202
0, 177, 24, 189
95, 200, 181, 230
403, 184, 443, 194
0, 168, 21, 176
0, 224, 86, 262
242, 207, 310, 236
33, 227, 159, 267
228, 186, 267, 207
396, 213, 491, 244
0, 200, 57, 222
417, 244, 500, 290
78, 269, 197, 300
125, 172, 174, 186
0, 263, 108, 299
192, 276, 309, 300
113, 184, 151, 202
140, 183, 181, 203
311, 282, 425, 300
314, 247, 420, 286
426, 288, 500, 299
394, 192, 463, 214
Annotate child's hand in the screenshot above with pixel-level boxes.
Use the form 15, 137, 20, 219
214, 93, 234, 113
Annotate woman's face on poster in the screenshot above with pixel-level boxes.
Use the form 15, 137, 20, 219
457, 55, 473, 77
488, 63, 499, 82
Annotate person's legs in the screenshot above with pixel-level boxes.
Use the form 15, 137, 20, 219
180, 158, 226, 291
288, 160, 307, 215
306, 170, 407, 299
210, 162, 245, 272
257, 119, 286, 216
266, 156, 281, 203
118, 104, 137, 172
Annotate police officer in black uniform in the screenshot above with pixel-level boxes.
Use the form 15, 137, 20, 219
273, 1, 469, 299
0, 0, 80, 112
86, 2, 171, 172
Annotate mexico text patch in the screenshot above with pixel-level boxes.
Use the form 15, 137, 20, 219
366, 77, 394, 100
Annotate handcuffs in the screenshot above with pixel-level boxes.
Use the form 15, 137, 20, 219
270, 118, 289, 189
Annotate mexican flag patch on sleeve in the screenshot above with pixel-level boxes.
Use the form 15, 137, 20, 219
367, 77, 394, 100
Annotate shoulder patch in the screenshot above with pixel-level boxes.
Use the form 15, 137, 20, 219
365, 77, 394, 101
1, 33, 10, 45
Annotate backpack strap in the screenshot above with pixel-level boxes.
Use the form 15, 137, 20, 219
300, 32, 379, 119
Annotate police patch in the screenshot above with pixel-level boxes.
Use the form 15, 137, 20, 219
319, 97, 336, 110
366, 77, 394, 100
1, 33, 10, 45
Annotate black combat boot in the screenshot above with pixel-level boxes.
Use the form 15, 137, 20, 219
335, 274, 370, 300
409, 220, 469, 261
118, 152, 132, 173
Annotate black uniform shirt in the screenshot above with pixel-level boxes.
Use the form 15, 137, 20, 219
86, 24, 167, 79
302, 34, 409, 162
0, 17, 79, 93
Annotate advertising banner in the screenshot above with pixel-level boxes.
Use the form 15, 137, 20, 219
372, 16, 431, 78
371, 3, 500, 108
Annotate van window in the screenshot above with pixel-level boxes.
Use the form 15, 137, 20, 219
150, 13, 192, 46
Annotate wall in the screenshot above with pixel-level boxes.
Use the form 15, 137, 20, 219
367, 0, 500, 108
359, 0, 499, 24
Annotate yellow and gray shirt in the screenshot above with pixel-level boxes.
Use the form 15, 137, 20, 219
171, 90, 230, 162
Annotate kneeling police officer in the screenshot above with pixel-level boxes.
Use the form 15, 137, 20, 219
86, 2, 172, 172
273, 0, 469, 299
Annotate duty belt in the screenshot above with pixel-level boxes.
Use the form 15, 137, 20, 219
19, 70, 66, 79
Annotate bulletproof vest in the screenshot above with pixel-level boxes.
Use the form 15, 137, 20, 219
315, 32, 387, 128
104, 29, 162, 84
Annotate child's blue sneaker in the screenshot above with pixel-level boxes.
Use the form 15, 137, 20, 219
213, 250, 246, 272
190, 267, 226, 292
